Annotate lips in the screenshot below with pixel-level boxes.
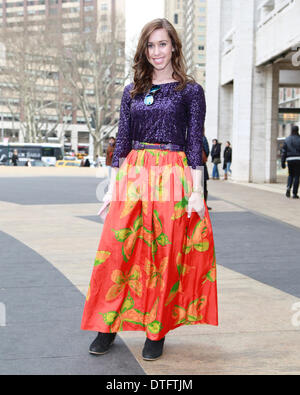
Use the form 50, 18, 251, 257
153, 58, 164, 64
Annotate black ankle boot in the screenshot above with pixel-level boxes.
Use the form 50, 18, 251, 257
142, 337, 165, 361
89, 332, 117, 355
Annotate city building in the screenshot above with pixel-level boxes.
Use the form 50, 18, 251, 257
0, 0, 126, 157
205, 0, 300, 183
164, 0, 207, 88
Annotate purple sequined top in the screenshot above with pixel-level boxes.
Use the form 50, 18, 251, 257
111, 81, 206, 169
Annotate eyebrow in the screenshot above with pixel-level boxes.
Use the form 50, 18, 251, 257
147, 40, 168, 44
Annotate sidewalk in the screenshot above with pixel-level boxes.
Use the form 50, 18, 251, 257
0, 168, 299, 375
208, 175, 300, 229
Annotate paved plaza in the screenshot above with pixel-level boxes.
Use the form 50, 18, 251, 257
0, 166, 300, 375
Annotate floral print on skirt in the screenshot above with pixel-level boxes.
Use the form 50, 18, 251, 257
81, 144, 218, 340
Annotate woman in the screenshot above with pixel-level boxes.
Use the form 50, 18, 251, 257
81, 18, 218, 361
223, 141, 232, 180
211, 139, 221, 180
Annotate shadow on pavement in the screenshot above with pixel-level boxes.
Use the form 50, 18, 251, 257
0, 231, 145, 375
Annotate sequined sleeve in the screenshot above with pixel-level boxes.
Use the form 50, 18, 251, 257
185, 83, 206, 169
111, 84, 132, 168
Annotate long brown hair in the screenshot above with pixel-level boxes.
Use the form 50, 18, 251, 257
130, 18, 195, 98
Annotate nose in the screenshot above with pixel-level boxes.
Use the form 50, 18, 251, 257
153, 45, 160, 56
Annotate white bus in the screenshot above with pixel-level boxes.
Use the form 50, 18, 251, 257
0, 142, 64, 166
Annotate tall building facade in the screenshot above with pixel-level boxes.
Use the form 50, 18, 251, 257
0, 0, 126, 156
206, 0, 300, 183
164, 0, 207, 88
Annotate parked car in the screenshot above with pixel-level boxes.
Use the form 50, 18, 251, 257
63, 156, 78, 161
30, 160, 50, 167
55, 160, 81, 167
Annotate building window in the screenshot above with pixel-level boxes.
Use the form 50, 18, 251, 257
174, 13, 178, 24
84, 5, 94, 12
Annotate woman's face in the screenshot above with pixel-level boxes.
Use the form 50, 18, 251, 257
145, 28, 174, 72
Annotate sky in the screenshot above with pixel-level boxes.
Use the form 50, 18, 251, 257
125, 0, 164, 78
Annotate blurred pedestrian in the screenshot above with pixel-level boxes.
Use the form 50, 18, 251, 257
84, 158, 91, 167
202, 133, 211, 210
80, 158, 85, 167
11, 149, 18, 166
211, 139, 221, 179
105, 137, 116, 178
95, 155, 101, 168
223, 141, 232, 180
281, 125, 300, 199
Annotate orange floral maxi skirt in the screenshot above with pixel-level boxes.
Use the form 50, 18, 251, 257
81, 145, 218, 340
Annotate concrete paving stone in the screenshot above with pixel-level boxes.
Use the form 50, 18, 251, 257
118, 331, 300, 375
0, 343, 145, 375
0, 167, 101, 178
0, 231, 145, 375
210, 211, 300, 298
78, 215, 107, 225
205, 200, 246, 212
0, 176, 103, 205
0, 286, 84, 324
208, 179, 300, 229
1, 169, 300, 375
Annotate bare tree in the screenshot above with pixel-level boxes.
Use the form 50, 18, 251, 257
57, 14, 133, 158
0, 9, 135, 155
0, 27, 72, 143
